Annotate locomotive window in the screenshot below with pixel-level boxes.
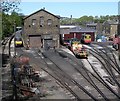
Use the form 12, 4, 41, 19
15, 37, 22, 41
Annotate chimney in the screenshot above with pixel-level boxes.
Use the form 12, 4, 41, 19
70, 15, 72, 24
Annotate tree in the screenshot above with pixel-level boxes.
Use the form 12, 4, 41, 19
1, 0, 21, 39
1, 0, 21, 13
76, 16, 94, 26
1, 12, 23, 39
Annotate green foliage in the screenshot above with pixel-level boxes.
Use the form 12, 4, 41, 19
2, 12, 23, 39
79, 16, 93, 22
1, 0, 22, 39
1, 0, 20, 13
60, 15, 118, 25
60, 17, 72, 25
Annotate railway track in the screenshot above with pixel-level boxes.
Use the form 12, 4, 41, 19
33, 48, 119, 101
2, 37, 10, 67
1, 34, 23, 101
1, 37, 14, 101
84, 44, 120, 99
57, 48, 120, 100
89, 44, 120, 79
38, 51, 98, 100
9, 42, 120, 101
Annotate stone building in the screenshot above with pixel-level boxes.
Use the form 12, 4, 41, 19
23, 9, 60, 49
102, 19, 118, 37
86, 22, 103, 34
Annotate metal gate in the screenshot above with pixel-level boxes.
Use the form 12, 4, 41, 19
29, 36, 41, 48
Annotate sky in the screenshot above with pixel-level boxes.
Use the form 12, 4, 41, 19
18, 1, 120, 18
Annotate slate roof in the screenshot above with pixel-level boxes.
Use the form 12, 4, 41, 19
23, 9, 60, 20
60, 25, 96, 34
70, 26, 96, 32
86, 23, 97, 26
103, 20, 118, 25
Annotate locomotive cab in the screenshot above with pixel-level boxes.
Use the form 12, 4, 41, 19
14, 37, 23, 47
81, 34, 91, 44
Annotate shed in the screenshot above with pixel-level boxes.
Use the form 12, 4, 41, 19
23, 9, 60, 49
60, 25, 96, 42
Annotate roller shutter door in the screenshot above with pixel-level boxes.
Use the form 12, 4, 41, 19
44, 39, 53, 49
29, 36, 41, 48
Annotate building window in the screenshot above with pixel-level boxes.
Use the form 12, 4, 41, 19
40, 16, 44, 26
32, 19, 36, 26
47, 19, 52, 26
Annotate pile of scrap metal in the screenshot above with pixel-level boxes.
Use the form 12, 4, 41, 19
11, 55, 40, 98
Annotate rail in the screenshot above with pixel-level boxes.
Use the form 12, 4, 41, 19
55, 47, 120, 100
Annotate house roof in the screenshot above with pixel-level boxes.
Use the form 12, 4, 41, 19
86, 23, 97, 26
60, 25, 96, 34
70, 26, 96, 32
23, 9, 60, 20
103, 20, 118, 25
60, 25, 76, 29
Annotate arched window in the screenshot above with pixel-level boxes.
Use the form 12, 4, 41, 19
40, 16, 44, 26
47, 19, 52, 26
32, 19, 36, 26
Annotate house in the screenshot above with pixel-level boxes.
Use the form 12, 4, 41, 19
86, 23, 97, 30
23, 9, 60, 49
102, 19, 118, 38
86, 22, 103, 34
